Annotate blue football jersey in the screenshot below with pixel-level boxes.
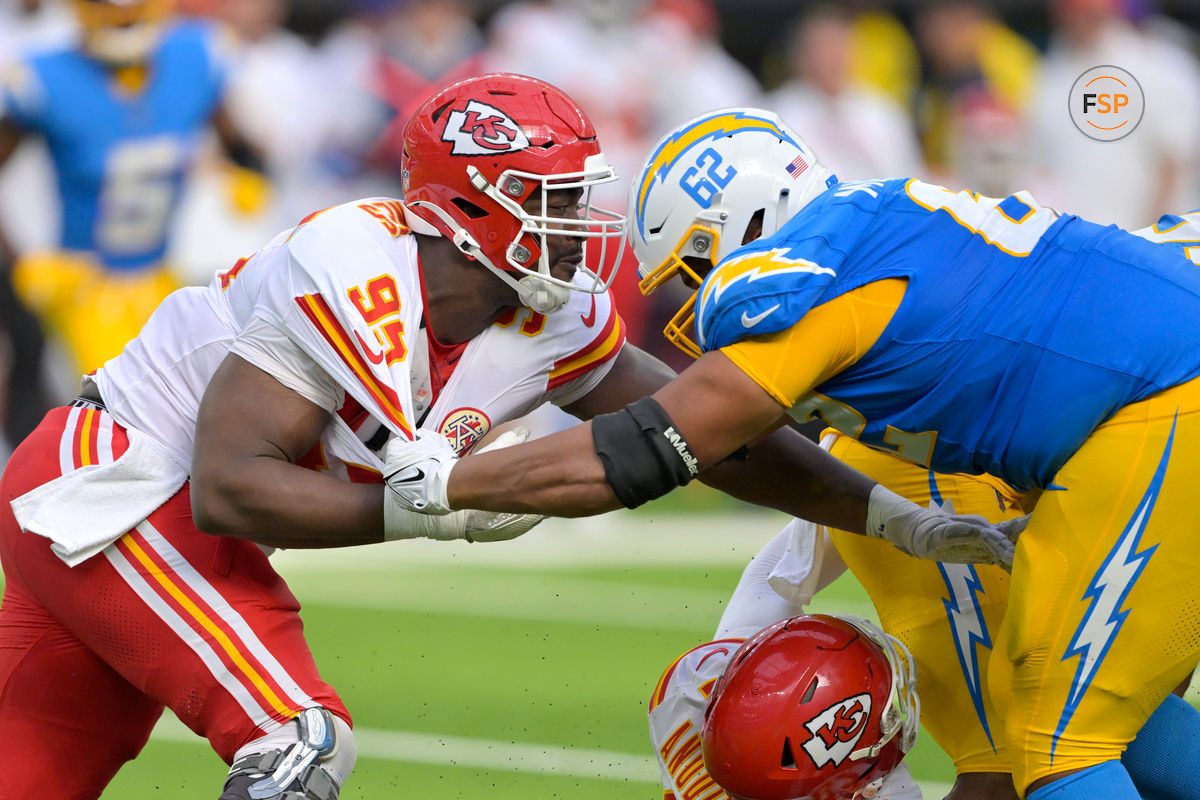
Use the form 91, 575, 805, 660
696, 179, 1200, 490
1132, 210, 1200, 264
1, 21, 229, 271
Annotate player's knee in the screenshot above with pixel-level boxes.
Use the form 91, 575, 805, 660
220, 708, 356, 800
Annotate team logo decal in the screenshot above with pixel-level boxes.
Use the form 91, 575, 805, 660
442, 100, 530, 155
801, 693, 871, 767
438, 408, 492, 454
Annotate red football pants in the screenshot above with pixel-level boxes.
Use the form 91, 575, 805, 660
0, 405, 349, 799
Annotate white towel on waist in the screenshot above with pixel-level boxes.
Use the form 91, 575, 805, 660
767, 517, 849, 607
10, 428, 189, 566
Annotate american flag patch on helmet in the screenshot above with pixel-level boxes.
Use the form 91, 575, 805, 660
786, 153, 809, 177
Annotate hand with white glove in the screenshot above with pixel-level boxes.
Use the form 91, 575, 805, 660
865, 485, 1022, 569
382, 429, 459, 515
382, 427, 544, 543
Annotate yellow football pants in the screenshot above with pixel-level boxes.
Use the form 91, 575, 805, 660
990, 376, 1200, 795
825, 433, 1027, 775
12, 250, 177, 376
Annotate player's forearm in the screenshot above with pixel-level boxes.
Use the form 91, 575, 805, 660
698, 427, 873, 534
191, 455, 385, 548
447, 421, 623, 517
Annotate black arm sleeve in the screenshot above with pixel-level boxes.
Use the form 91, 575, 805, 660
591, 396, 699, 508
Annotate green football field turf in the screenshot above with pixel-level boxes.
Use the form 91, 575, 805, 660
100, 496, 965, 799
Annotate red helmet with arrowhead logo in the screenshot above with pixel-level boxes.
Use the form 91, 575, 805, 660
400, 72, 625, 314
701, 614, 919, 800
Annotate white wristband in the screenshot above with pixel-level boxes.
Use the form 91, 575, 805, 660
383, 492, 467, 541
865, 484, 915, 543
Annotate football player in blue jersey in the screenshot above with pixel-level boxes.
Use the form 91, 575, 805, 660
0, 0, 266, 376
387, 109, 1200, 800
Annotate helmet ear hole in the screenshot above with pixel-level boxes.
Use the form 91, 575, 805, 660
451, 198, 489, 219
781, 738, 798, 769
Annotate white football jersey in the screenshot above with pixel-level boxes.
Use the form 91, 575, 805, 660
93, 197, 625, 478
648, 637, 924, 800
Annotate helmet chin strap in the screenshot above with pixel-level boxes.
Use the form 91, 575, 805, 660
517, 274, 570, 314
404, 200, 570, 315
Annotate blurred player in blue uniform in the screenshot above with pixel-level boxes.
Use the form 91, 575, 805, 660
0, 0, 265, 376
395, 110, 1200, 800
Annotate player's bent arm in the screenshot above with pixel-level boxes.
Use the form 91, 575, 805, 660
192, 354, 386, 548
436, 349, 1018, 566
563, 344, 877, 530
445, 350, 794, 516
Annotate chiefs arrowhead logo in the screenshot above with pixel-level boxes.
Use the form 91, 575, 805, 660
442, 100, 531, 155
800, 693, 871, 768
438, 407, 491, 454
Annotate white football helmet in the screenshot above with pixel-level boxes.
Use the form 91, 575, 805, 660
628, 108, 835, 356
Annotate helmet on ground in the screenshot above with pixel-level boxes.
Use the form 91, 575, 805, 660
75, 0, 171, 65
702, 614, 918, 800
401, 72, 625, 314
628, 108, 835, 356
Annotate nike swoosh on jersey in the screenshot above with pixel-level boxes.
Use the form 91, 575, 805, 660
580, 294, 597, 327
741, 304, 780, 328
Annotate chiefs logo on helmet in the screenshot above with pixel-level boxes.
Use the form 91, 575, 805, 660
801, 693, 871, 768
441, 100, 531, 155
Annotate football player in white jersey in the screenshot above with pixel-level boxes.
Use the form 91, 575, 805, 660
0, 74, 1026, 799
649, 543, 925, 800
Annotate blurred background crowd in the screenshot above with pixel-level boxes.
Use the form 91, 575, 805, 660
2, 0, 1200, 468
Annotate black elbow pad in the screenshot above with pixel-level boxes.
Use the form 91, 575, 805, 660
591, 396, 699, 508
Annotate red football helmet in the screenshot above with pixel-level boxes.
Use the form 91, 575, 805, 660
701, 614, 919, 800
400, 72, 625, 314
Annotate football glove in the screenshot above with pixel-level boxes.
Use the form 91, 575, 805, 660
865, 484, 1020, 569
383, 430, 458, 515
382, 427, 544, 543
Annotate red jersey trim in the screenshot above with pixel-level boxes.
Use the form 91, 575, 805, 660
295, 293, 413, 439
648, 638, 745, 713
547, 307, 625, 391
